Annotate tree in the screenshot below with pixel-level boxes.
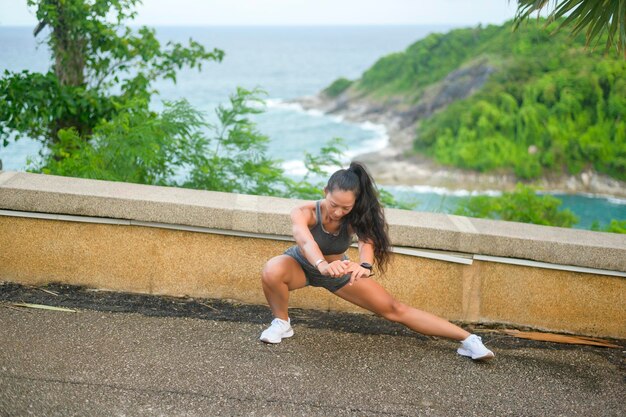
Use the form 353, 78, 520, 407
513, 0, 626, 57
455, 183, 579, 227
0, 0, 418, 210
0, 0, 223, 149
592, 219, 626, 233
25, 88, 321, 197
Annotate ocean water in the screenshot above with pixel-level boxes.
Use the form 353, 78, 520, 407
0, 26, 624, 229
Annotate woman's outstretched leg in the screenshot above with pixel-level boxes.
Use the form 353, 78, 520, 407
259, 255, 307, 343
335, 278, 468, 340
335, 278, 494, 360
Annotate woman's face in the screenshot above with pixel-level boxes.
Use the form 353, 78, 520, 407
324, 188, 356, 221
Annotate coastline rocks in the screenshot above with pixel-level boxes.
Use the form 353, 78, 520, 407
293, 67, 626, 198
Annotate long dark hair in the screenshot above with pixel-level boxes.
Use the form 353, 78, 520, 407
326, 161, 391, 272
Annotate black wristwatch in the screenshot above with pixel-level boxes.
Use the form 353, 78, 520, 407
360, 262, 373, 271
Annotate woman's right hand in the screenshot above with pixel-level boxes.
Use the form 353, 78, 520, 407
318, 260, 348, 277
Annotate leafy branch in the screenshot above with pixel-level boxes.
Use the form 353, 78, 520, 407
513, 0, 626, 57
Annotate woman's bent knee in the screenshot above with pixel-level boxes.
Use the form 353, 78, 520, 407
261, 255, 307, 291
261, 256, 292, 286
261, 262, 281, 285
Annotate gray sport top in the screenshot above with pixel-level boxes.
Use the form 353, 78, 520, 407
310, 200, 353, 255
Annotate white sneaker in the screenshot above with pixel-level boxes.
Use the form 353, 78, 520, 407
457, 334, 495, 361
259, 318, 294, 344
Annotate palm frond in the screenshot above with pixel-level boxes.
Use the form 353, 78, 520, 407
512, 0, 626, 57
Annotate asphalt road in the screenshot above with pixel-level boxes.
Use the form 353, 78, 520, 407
0, 283, 624, 417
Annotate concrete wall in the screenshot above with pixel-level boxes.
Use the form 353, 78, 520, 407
1, 171, 625, 338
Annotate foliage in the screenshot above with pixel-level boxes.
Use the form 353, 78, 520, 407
0, 1, 424, 212
182, 88, 290, 196
340, 19, 625, 181
26, 88, 410, 209
28, 88, 308, 196
0, 0, 223, 147
284, 139, 346, 200
354, 21, 557, 97
323, 77, 353, 97
513, 0, 626, 57
454, 183, 579, 227
29, 98, 201, 185
591, 219, 626, 233
378, 189, 416, 211
415, 51, 626, 180
358, 27, 499, 98
353, 13, 622, 98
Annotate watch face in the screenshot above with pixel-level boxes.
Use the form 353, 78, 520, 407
360, 262, 372, 270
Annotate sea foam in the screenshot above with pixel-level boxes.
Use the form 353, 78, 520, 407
387, 184, 502, 197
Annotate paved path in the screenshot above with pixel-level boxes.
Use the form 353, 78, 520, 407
0, 285, 624, 416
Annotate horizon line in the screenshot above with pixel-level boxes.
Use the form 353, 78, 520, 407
0, 21, 506, 29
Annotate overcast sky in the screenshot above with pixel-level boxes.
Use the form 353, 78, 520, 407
1, 0, 520, 26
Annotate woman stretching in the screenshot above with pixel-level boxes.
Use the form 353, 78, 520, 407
260, 161, 494, 361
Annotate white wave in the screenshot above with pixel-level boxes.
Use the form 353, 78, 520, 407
541, 190, 586, 197
281, 159, 308, 176
360, 120, 387, 135
547, 190, 626, 204
265, 98, 304, 112
281, 159, 343, 178
266, 100, 391, 168
263, 98, 281, 107
265, 98, 330, 119
606, 196, 626, 205
387, 184, 502, 197
307, 108, 324, 117
345, 121, 390, 160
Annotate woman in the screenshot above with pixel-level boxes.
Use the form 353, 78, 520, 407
260, 162, 494, 361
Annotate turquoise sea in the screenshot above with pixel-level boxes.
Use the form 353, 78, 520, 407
0, 26, 624, 229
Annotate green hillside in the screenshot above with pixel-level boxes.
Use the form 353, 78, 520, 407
329, 20, 626, 181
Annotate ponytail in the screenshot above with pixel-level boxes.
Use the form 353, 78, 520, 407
326, 161, 391, 273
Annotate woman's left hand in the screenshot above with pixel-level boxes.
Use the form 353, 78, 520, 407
343, 261, 371, 286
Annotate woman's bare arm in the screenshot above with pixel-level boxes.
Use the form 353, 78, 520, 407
291, 204, 324, 266
357, 239, 374, 266
291, 203, 347, 277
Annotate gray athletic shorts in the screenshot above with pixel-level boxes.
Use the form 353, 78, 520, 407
284, 245, 351, 292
